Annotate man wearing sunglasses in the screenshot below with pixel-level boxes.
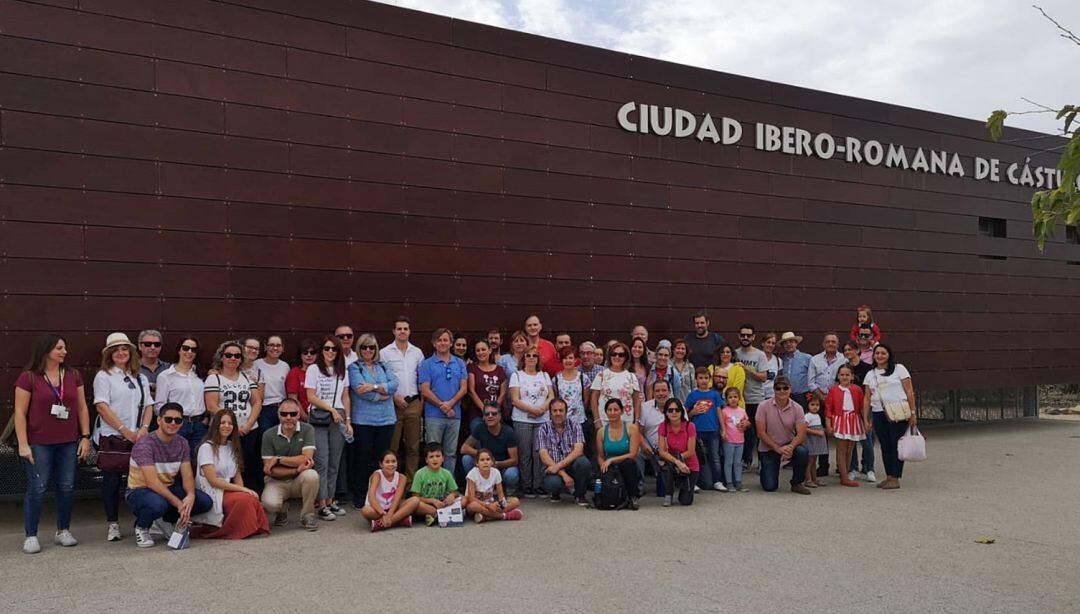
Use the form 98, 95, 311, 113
261, 398, 319, 531
419, 328, 468, 475
138, 329, 171, 399
125, 403, 212, 547
335, 324, 358, 367
460, 402, 520, 495
755, 376, 811, 495
856, 323, 877, 364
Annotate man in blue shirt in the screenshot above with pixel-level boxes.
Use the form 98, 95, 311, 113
418, 328, 468, 475
776, 332, 812, 410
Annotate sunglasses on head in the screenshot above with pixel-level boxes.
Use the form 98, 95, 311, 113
141, 341, 162, 348
161, 416, 183, 425
223, 352, 242, 359
179, 344, 198, 353
279, 411, 299, 418
336, 333, 353, 340
322, 346, 339, 352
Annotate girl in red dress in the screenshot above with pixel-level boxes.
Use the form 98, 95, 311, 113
825, 364, 866, 488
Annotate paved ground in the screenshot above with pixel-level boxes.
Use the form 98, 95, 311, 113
2, 419, 1078, 613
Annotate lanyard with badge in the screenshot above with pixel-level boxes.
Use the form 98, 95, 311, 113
46, 368, 70, 420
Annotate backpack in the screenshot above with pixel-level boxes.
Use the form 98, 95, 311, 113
593, 466, 629, 510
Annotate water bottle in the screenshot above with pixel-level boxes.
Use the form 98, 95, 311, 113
339, 422, 354, 444
594, 478, 602, 496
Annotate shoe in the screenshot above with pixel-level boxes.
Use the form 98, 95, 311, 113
22, 536, 41, 554
317, 507, 337, 521
876, 480, 887, 488
549, 492, 562, 503
301, 514, 319, 531
328, 502, 346, 516
274, 511, 289, 526
735, 484, 749, 493
504, 509, 523, 521
152, 519, 174, 538
866, 471, 877, 483
880, 481, 900, 490
629, 497, 640, 510
848, 471, 859, 482
474, 513, 485, 524
841, 479, 860, 487
54, 530, 78, 547
523, 489, 537, 499
803, 481, 818, 489
106, 522, 122, 542
135, 527, 155, 548
574, 495, 589, 507
713, 481, 727, 492
662, 496, 672, 507
693, 485, 701, 493
425, 514, 436, 527
401, 515, 413, 528
791, 483, 812, 495
353, 502, 364, 511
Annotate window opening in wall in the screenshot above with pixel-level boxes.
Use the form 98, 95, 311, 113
1066, 225, 1079, 245
978, 217, 1006, 238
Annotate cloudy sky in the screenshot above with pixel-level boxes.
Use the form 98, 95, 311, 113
377, 0, 1078, 136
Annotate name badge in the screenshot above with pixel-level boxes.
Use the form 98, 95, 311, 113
51, 404, 70, 420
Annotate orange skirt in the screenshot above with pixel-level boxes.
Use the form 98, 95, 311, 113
194, 491, 270, 540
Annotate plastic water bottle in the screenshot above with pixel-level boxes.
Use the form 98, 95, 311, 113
594, 479, 602, 496
339, 422, 354, 444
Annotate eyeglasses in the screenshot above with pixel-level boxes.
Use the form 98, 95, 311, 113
279, 411, 299, 418
610, 352, 628, 358
360, 345, 376, 350
774, 385, 791, 391
336, 333, 354, 340
223, 352, 242, 359
322, 346, 338, 353
122, 376, 137, 390
302, 349, 317, 356
664, 407, 682, 413
738, 333, 753, 338
179, 345, 198, 353
161, 416, 184, 425
140, 341, 162, 348
524, 353, 539, 358
483, 411, 500, 417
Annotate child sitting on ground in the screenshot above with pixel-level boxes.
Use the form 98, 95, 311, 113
411, 442, 460, 526
361, 450, 420, 532
464, 449, 522, 523
803, 397, 828, 488
849, 304, 882, 343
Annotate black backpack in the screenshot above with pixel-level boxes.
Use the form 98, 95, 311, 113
593, 467, 629, 510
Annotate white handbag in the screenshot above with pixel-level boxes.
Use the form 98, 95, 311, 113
897, 425, 926, 462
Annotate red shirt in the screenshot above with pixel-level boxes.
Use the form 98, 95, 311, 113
536, 338, 561, 377
285, 366, 310, 418
825, 384, 865, 422
16, 369, 83, 445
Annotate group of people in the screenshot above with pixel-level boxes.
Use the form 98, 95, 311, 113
11, 306, 918, 554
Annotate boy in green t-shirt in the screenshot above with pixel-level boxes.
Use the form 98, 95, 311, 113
410, 442, 460, 526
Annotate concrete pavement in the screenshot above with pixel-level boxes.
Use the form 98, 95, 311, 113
1, 419, 1077, 613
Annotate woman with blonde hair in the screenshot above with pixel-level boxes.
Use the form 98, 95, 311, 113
205, 340, 263, 494
348, 333, 398, 510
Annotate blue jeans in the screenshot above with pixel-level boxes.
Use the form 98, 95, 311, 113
178, 418, 208, 463
541, 456, 592, 498
125, 482, 213, 529
101, 469, 126, 522
460, 454, 520, 494
425, 417, 461, 475
758, 444, 809, 492
722, 441, 745, 486
22, 442, 78, 536
696, 431, 722, 487
873, 412, 907, 479
849, 429, 875, 473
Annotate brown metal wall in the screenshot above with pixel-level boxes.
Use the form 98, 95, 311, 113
2, 0, 1078, 416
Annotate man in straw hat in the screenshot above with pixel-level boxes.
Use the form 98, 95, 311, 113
775, 332, 813, 411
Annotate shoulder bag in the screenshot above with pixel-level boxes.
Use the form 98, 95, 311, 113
873, 370, 912, 423
308, 373, 340, 427
97, 372, 143, 473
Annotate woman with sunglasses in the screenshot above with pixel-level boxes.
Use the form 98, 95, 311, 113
254, 335, 290, 431
205, 341, 263, 495
154, 336, 206, 461
596, 398, 642, 509
93, 332, 154, 543
348, 333, 398, 510
657, 398, 699, 506
305, 335, 351, 519
509, 345, 554, 497
589, 341, 642, 427
285, 339, 318, 421
192, 410, 270, 539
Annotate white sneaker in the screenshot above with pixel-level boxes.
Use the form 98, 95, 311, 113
54, 530, 78, 547
848, 471, 858, 482
135, 527, 155, 548
693, 485, 701, 493
22, 536, 41, 554
106, 523, 122, 542
152, 519, 174, 537
866, 471, 877, 483
713, 481, 728, 492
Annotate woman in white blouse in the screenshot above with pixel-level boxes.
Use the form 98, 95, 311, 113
509, 346, 553, 498
92, 332, 154, 543
254, 335, 290, 430
193, 410, 269, 539
154, 336, 205, 460
861, 343, 917, 490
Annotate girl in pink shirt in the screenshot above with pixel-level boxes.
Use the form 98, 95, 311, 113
720, 388, 750, 492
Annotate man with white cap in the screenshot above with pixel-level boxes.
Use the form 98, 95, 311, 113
776, 332, 813, 411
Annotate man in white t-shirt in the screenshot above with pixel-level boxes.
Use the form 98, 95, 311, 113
336, 324, 358, 367
637, 379, 670, 496
381, 316, 425, 478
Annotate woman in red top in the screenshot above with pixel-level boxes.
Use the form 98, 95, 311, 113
285, 338, 317, 421
825, 364, 865, 487
13, 333, 93, 554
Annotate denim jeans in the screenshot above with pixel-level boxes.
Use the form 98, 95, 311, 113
460, 454, 520, 494
425, 417, 461, 475
126, 482, 213, 529
758, 444, 809, 492
513, 421, 543, 492
722, 441, 745, 486
351, 424, 396, 507
873, 412, 907, 478
849, 429, 876, 473
742, 404, 759, 466
178, 418, 208, 463
22, 442, 78, 536
101, 469, 126, 522
540, 456, 592, 498
313, 423, 345, 500
696, 431, 722, 487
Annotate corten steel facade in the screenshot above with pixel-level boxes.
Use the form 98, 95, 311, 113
0, 0, 1075, 421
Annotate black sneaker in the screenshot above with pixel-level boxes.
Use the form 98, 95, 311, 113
523, 488, 537, 499
629, 497, 640, 510
574, 495, 588, 506
317, 507, 337, 521
549, 492, 561, 503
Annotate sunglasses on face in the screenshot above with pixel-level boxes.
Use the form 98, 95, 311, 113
223, 352, 242, 359
279, 411, 299, 418
858, 334, 872, 338
738, 333, 753, 338
141, 341, 162, 348
322, 346, 338, 353
302, 349, 317, 356
665, 407, 682, 413
336, 333, 354, 340
610, 352, 628, 358
775, 385, 791, 391
524, 353, 539, 358
161, 416, 184, 425
360, 345, 377, 351
179, 345, 198, 353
